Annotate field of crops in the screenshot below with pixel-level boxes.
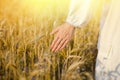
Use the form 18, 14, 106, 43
0, 0, 103, 80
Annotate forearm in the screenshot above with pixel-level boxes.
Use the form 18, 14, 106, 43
66, 0, 92, 27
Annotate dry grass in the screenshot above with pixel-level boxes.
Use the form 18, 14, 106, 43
0, 0, 103, 80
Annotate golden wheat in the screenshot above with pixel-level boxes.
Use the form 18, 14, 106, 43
0, 0, 103, 80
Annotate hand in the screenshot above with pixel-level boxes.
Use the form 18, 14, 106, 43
50, 22, 75, 52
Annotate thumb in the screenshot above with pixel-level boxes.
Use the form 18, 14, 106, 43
50, 27, 59, 35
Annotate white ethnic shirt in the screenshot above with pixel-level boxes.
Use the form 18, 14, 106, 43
66, 0, 120, 79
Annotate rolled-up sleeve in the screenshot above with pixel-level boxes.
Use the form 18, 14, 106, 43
66, 0, 92, 27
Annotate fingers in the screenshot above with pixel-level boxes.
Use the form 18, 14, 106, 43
50, 36, 59, 49
59, 39, 69, 50
55, 38, 67, 52
51, 37, 61, 52
50, 23, 75, 52
51, 36, 70, 52
50, 27, 59, 35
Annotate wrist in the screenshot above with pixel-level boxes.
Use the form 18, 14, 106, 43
64, 22, 75, 30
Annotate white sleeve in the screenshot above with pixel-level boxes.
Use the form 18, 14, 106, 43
66, 0, 92, 27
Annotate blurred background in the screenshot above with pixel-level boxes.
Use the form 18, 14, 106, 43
0, 0, 104, 80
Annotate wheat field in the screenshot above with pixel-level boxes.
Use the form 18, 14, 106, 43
0, 0, 103, 80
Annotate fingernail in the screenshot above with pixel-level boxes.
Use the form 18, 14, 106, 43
52, 49, 54, 52
55, 50, 58, 52
50, 32, 53, 35
50, 45, 53, 48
